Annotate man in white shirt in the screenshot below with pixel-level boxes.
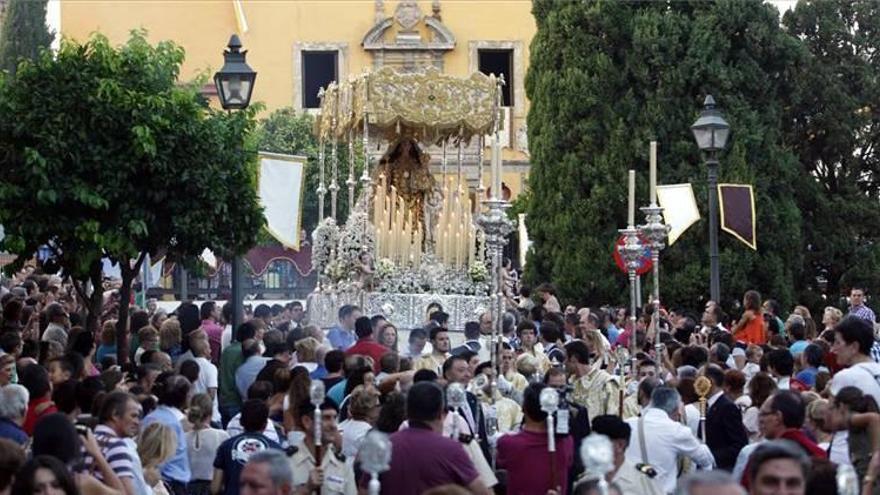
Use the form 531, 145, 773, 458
830, 315, 880, 404
625, 386, 714, 494
186, 331, 220, 425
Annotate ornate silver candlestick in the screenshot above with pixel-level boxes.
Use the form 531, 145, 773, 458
617, 226, 644, 358
639, 203, 670, 341
359, 430, 392, 495
579, 434, 615, 495
309, 380, 325, 459
476, 198, 514, 380
446, 382, 467, 440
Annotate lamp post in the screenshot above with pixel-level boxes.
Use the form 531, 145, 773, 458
691, 95, 730, 304
214, 34, 257, 329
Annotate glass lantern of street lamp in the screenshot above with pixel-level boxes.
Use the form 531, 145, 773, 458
213, 34, 256, 110
690, 95, 730, 152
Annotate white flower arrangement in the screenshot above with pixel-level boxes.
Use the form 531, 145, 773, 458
468, 260, 489, 283
337, 209, 376, 272
324, 258, 347, 282
311, 218, 340, 276
376, 258, 396, 279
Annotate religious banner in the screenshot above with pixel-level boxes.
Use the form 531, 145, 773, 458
718, 184, 757, 250
656, 183, 700, 245
258, 152, 307, 250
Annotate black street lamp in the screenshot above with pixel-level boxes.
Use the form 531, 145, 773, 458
214, 34, 257, 328
214, 35, 257, 110
691, 95, 730, 303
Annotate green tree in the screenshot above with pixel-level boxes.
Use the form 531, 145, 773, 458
783, 1, 880, 311
0, 32, 264, 363
255, 107, 364, 236
0, 0, 52, 75
524, 0, 805, 311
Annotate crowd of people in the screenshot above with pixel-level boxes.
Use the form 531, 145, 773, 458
0, 265, 877, 495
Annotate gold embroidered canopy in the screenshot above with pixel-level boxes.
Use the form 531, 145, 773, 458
316, 67, 502, 143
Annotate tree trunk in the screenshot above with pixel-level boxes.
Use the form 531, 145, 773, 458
75, 262, 105, 335
116, 253, 146, 369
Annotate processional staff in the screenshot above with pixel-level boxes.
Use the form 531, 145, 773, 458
694, 376, 711, 442
540, 386, 560, 492
309, 381, 325, 464
639, 141, 671, 349
316, 87, 326, 222
359, 430, 391, 495
578, 434, 615, 495
329, 87, 340, 221
446, 382, 467, 440
615, 346, 629, 418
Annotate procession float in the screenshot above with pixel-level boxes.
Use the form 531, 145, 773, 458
306, 66, 514, 331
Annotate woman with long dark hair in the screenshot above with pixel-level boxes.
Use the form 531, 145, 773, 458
731, 290, 766, 345
13, 455, 79, 495
827, 386, 880, 494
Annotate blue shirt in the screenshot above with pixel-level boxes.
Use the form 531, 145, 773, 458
796, 367, 818, 388
95, 344, 117, 364
328, 378, 347, 406
789, 340, 809, 356
235, 356, 270, 400
310, 364, 328, 380
0, 417, 27, 446
606, 324, 620, 344
142, 406, 190, 483
327, 325, 355, 351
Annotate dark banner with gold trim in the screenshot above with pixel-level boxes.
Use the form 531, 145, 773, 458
718, 184, 756, 250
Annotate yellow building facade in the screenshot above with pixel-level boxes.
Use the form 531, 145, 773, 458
59, 0, 535, 196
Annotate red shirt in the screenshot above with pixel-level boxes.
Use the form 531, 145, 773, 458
345, 338, 389, 372
23, 396, 57, 436
497, 429, 574, 495
378, 424, 479, 494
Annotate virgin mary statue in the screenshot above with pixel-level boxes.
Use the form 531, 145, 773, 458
374, 137, 443, 250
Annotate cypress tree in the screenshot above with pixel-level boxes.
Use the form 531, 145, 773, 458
0, 0, 52, 75
783, 1, 880, 309
524, 0, 804, 311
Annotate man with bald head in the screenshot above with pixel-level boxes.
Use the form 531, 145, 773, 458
677, 471, 746, 495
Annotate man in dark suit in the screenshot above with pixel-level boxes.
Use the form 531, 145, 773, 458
443, 354, 491, 462
450, 321, 482, 358
702, 364, 748, 471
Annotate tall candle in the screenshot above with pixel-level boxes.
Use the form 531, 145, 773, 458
397, 204, 405, 263
417, 230, 423, 269
628, 169, 635, 227
492, 135, 502, 200
384, 197, 391, 258
436, 228, 444, 261
446, 225, 453, 264
376, 219, 382, 257
468, 226, 475, 267
650, 141, 657, 205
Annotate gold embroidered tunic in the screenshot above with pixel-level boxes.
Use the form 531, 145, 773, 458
571, 368, 621, 422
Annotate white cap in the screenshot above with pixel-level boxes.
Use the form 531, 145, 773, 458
731, 347, 746, 357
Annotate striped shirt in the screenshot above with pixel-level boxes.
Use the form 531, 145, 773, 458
93, 425, 135, 480
849, 304, 876, 323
